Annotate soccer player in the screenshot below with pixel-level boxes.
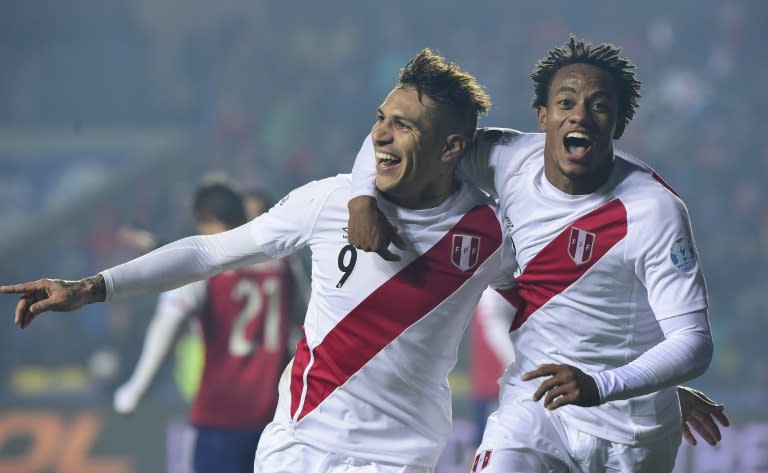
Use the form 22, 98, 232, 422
347, 36, 716, 472
113, 177, 301, 473
2, 49, 516, 473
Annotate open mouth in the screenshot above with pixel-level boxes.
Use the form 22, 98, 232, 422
376, 152, 401, 170
563, 131, 592, 159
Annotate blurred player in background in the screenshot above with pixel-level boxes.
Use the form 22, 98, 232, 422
113, 176, 305, 473
1, 48, 515, 473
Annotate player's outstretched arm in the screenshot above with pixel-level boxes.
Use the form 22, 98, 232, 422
347, 196, 405, 262
678, 385, 730, 446
0, 275, 106, 329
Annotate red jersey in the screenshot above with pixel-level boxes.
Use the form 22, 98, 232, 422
190, 259, 294, 428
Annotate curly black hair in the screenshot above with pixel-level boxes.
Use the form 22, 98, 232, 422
531, 35, 641, 126
398, 48, 492, 139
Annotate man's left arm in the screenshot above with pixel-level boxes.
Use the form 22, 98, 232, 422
593, 310, 713, 402
522, 310, 712, 409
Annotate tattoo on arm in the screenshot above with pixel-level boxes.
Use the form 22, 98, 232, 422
64, 275, 107, 304
84, 274, 107, 302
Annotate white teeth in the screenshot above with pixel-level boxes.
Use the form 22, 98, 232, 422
376, 152, 399, 163
565, 131, 590, 140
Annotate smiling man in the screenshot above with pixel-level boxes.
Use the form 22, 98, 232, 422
348, 36, 714, 473
1, 49, 517, 473
464, 36, 713, 473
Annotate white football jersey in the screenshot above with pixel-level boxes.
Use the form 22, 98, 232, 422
462, 129, 709, 444
102, 172, 514, 467
253, 174, 515, 467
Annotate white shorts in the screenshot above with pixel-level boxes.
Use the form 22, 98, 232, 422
254, 422, 434, 473
471, 384, 680, 473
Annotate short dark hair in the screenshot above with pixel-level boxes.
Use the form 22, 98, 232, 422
193, 174, 247, 229
398, 48, 492, 139
531, 35, 641, 126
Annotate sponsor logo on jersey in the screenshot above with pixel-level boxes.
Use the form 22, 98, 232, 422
504, 215, 514, 231
670, 236, 697, 271
503, 216, 518, 253
278, 193, 290, 206
471, 449, 493, 471
568, 226, 595, 265
451, 234, 481, 271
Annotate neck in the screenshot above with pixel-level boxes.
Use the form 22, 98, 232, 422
382, 178, 459, 210
545, 153, 615, 195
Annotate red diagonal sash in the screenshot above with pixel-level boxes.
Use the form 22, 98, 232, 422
498, 199, 627, 331
291, 205, 501, 420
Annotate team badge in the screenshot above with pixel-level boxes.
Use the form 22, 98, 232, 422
568, 226, 595, 265
670, 237, 697, 271
451, 234, 481, 271
471, 449, 493, 471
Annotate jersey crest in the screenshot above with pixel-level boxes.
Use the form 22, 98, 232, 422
568, 227, 595, 265
505, 199, 628, 331
451, 234, 481, 271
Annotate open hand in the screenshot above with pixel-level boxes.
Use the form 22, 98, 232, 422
678, 385, 730, 446
522, 363, 600, 410
114, 383, 141, 415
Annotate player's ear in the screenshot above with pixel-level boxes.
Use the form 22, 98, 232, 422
536, 106, 547, 131
441, 133, 466, 165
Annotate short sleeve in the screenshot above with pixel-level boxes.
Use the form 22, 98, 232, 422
631, 193, 708, 320
251, 176, 348, 259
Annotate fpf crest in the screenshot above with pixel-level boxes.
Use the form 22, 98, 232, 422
451, 234, 481, 271
568, 226, 595, 265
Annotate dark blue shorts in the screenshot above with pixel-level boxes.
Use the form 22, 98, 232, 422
193, 425, 264, 473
